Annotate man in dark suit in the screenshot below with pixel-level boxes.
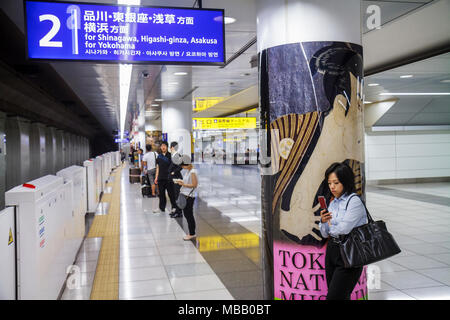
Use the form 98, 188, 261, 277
153, 141, 178, 214
168, 141, 183, 218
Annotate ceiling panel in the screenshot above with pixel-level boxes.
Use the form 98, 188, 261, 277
366, 52, 450, 127
362, 0, 432, 34
1, 0, 443, 135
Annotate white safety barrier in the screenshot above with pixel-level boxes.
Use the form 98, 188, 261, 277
102, 154, 109, 184
5, 175, 74, 299
0, 207, 16, 300
98, 155, 106, 191
2, 148, 118, 299
83, 160, 96, 213
116, 151, 121, 167
94, 156, 103, 198
57, 166, 86, 257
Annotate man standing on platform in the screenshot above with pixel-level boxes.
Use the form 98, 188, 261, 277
169, 141, 183, 218
153, 141, 178, 214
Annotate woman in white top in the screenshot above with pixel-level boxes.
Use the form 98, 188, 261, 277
142, 144, 158, 197
175, 154, 198, 240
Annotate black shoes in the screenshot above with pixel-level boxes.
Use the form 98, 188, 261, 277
170, 212, 182, 218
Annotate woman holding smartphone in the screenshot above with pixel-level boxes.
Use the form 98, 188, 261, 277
175, 155, 198, 241
319, 162, 368, 300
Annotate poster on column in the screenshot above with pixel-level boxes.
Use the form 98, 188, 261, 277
24, 0, 225, 65
260, 41, 367, 300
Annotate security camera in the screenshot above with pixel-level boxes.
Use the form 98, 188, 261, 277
142, 71, 150, 78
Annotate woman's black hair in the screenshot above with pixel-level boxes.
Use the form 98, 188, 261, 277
325, 162, 356, 195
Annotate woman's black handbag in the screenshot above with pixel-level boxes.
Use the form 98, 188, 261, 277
338, 195, 401, 268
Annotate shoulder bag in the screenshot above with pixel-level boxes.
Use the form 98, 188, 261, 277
338, 195, 401, 268
176, 188, 195, 210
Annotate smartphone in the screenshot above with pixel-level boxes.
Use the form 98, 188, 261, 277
318, 196, 327, 210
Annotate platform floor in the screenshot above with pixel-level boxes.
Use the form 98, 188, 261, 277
61, 163, 450, 300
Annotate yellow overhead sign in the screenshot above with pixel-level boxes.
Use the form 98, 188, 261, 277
193, 117, 257, 130
193, 97, 225, 112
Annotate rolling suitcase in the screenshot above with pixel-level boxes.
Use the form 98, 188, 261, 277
129, 167, 141, 184
141, 174, 153, 197
141, 185, 152, 197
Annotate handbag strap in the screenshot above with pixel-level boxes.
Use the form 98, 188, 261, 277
345, 194, 374, 223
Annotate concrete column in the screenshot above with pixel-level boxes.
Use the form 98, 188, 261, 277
55, 129, 64, 172
63, 132, 71, 168
0, 112, 6, 209
258, 0, 366, 300
45, 126, 57, 175
5, 116, 31, 190
29, 122, 47, 180
161, 101, 192, 156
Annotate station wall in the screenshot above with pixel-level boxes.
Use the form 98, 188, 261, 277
365, 130, 450, 182
0, 111, 90, 209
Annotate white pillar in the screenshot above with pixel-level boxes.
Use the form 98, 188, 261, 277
145, 119, 162, 131
161, 101, 192, 155
257, 0, 366, 300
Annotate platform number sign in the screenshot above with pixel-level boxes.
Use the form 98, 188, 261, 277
37, 7, 79, 50
24, 0, 225, 64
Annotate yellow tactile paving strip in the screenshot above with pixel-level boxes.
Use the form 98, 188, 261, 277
88, 165, 123, 300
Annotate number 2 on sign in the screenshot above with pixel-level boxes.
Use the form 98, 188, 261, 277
39, 14, 62, 47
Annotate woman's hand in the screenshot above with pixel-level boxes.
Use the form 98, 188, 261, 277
320, 209, 332, 224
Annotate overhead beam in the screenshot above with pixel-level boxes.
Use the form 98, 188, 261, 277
363, 0, 450, 76
193, 85, 258, 118
364, 99, 398, 128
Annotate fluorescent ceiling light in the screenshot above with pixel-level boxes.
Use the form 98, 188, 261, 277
379, 92, 450, 96
118, 0, 140, 140
174, 72, 188, 76
400, 75, 413, 78
151, 104, 159, 107
119, 64, 132, 140
168, 82, 179, 85
224, 17, 236, 24
367, 83, 379, 86
364, 101, 372, 104
440, 79, 450, 83
118, 0, 140, 5
154, 98, 164, 101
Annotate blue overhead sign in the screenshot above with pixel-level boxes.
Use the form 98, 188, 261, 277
24, 0, 225, 65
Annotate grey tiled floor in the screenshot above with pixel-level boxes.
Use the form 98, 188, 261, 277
60, 237, 102, 300
119, 164, 233, 300
365, 183, 450, 300
62, 161, 450, 300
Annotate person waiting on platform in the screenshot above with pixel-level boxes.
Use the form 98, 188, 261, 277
142, 144, 158, 197
169, 141, 183, 218
174, 154, 198, 241
154, 141, 178, 214
319, 162, 367, 300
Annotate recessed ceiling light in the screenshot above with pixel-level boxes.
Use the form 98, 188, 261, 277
400, 75, 413, 78
154, 98, 164, 101
224, 17, 236, 24
174, 72, 188, 76
367, 83, 379, 86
